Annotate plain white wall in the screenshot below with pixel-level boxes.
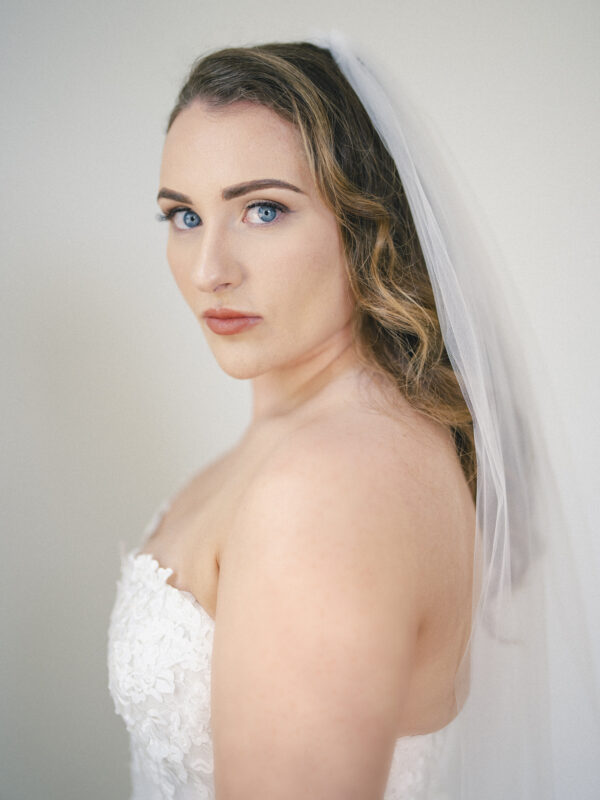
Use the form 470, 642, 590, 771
2, 1, 598, 797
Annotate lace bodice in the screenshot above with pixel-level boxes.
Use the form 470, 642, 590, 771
107, 501, 448, 799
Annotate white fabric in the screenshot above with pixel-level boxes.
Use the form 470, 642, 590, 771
309, 28, 600, 800
108, 500, 449, 800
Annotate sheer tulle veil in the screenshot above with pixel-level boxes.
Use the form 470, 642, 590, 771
308, 29, 600, 799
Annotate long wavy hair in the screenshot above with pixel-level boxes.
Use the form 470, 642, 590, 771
166, 41, 477, 502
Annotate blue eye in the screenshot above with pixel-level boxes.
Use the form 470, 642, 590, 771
173, 209, 200, 229
156, 207, 201, 230
245, 201, 286, 225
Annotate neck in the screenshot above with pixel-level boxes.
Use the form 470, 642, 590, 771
248, 325, 363, 426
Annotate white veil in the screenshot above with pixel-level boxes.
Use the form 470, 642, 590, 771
310, 29, 600, 799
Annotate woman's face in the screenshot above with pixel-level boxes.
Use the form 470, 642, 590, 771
157, 99, 355, 380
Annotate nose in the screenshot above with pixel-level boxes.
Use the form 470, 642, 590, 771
190, 224, 242, 294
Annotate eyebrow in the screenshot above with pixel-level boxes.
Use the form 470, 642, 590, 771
156, 179, 305, 204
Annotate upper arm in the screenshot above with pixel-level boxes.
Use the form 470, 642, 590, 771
211, 435, 424, 799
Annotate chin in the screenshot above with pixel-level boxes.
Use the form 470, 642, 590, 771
218, 364, 260, 381
212, 354, 267, 381
212, 347, 296, 381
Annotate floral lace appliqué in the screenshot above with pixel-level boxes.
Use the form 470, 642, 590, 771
108, 550, 215, 800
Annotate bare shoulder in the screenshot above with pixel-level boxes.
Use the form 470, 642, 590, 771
210, 404, 469, 795
210, 409, 421, 795
237, 402, 467, 555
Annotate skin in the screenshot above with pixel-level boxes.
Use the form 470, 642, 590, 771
155, 99, 475, 798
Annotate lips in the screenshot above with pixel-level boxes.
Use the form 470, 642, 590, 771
203, 308, 262, 335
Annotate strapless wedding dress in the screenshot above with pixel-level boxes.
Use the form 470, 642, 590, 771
107, 500, 450, 799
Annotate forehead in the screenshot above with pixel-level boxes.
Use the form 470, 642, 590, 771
159, 99, 312, 194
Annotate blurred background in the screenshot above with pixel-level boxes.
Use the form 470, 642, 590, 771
1, 1, 599, 797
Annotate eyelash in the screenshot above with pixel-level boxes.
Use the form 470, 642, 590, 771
156, 200, 288, 227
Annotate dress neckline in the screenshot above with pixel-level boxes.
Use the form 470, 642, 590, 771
129, 549, 216, 625
129, 497, 216, 625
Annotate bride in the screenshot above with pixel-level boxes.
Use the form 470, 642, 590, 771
108, 33, 599, 799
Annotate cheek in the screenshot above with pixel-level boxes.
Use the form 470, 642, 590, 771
259, 219, 353, 330
285, 221, 351, 309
